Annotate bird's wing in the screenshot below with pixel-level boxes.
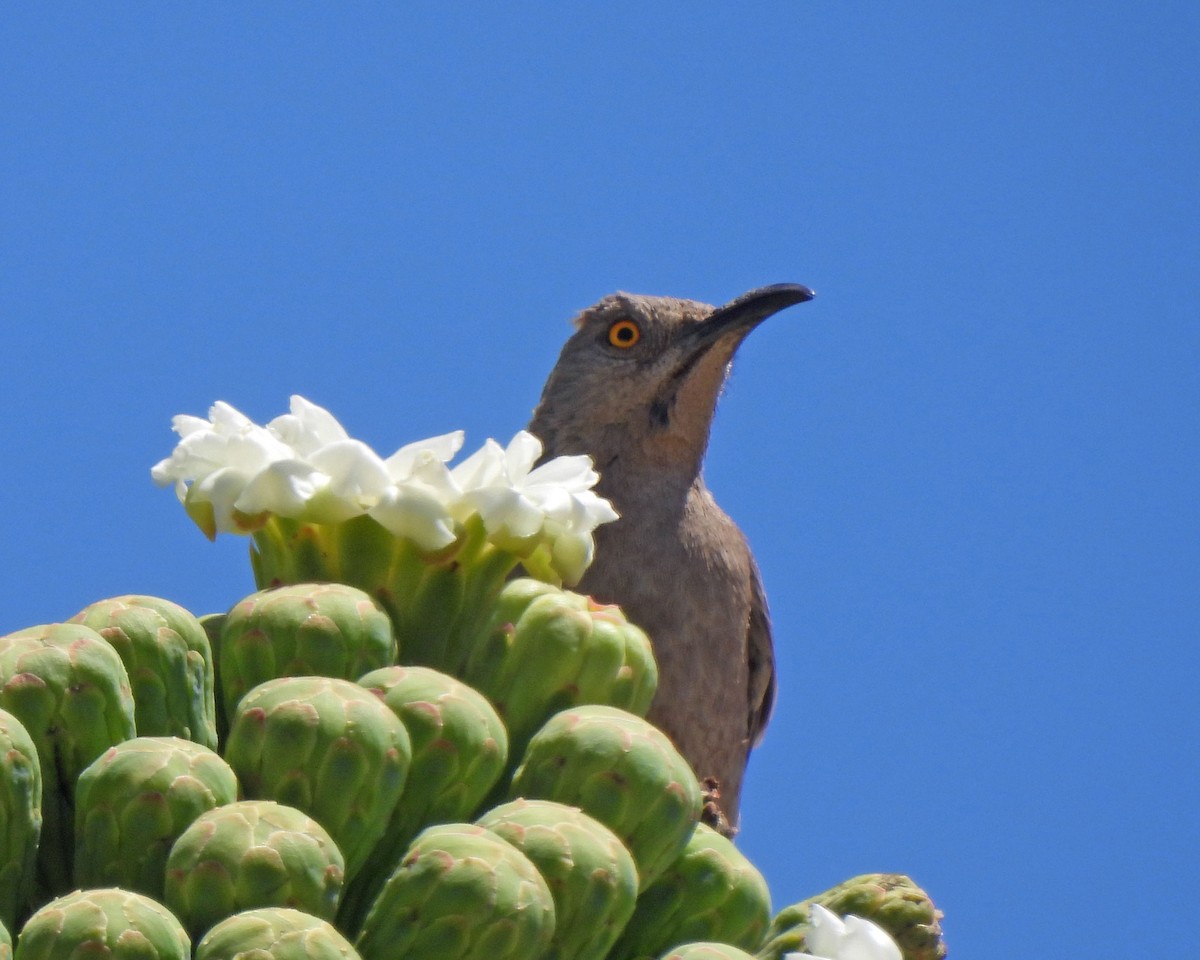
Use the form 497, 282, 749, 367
746, 559, 776, 747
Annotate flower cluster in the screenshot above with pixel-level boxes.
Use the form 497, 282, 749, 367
151, 396, 617, 584
786, 904, 902, 960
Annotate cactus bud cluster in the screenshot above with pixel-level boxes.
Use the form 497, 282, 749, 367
0, 566, 943, 959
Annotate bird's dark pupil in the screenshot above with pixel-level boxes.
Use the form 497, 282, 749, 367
617, 325, 633, 341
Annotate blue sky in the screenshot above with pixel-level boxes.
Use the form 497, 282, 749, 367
2, 5, 1197, 957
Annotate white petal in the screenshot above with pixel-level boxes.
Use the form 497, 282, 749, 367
207, 401, 255, 434
425, 429, 466, 462
268, 395, 349, 454
385, 430, 466, 479
190, 467, 253, 534
291, 395, 350, 442
524, 454, 598, 492
575, 490, 620, 526
527, 485, 574, 521
223, 428, 293, 474
459, 487, 544, 539
309, 439, 391, 505
503, 430, 543, 478
549, 529, 593, 585
169, 429, 232, 467
368, 485, 458, 552
407, 454, 461, 501
840, 917, 902, 960
807, 904, 848, 958
171, 414, 212, 438
538, 489, 618, 531
149, 457, 176, 487
152, 429, 248, 486
451, 439, 507, 489
234, 459, 327, 517
266, 413, 306, 451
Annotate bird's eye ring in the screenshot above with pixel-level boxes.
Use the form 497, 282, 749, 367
608, 319, 641, 348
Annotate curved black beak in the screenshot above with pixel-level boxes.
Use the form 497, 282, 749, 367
651, 283, 814, 427
709, 282, 815, 330
680, 282, 815, 357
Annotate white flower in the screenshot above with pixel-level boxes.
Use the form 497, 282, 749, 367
367, 429, 466, 551
256, 397, 394, 522
231, 440, 391, 525
151, 401, 295, 535
451, 435, 544, 537
151, 401, 292, 498
450, 431, 618, 580
451, 431, 610, 531
785, 904, 902, 960
152, 396, 617, 577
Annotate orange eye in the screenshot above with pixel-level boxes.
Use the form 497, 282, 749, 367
608, 319, 641, 348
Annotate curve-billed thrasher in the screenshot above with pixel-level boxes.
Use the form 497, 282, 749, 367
529, 283, 814, 831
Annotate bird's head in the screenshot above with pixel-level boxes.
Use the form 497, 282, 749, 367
530, 283, 814, 477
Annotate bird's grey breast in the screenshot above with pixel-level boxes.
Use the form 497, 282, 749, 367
578, 479, 757, 737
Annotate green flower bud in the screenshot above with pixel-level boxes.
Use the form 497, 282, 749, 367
608, 824, 770, 960
355, 823, 555, 960
758, 873, 946, 960
464, 579, 657, 767
218, 583, 396, 720
74, 736, 238, 899
164, 800, 345, 940
0, 624, 135, 894
477, 798, 638, 960
224, 676, 410, 881
195, 908, 361, 960
70, 595, 218, 749
510, 705, 701, 889
14, 888, 189, 960
339, 666, 507, 933
0, 709, 41, 930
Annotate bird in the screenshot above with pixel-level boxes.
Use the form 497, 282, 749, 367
528, 283, 814, 832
